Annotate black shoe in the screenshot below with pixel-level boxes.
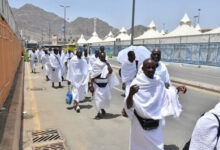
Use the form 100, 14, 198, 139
101, 109, 106, 115
94, 113, 102, 120
122, 108, 128, 118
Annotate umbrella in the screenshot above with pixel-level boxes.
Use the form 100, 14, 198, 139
117, 46, 151, 66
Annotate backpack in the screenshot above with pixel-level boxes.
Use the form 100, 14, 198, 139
183, 113, 220, 150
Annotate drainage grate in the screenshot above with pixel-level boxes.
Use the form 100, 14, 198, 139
33, 142, 66, 150
31, 129, 63, 143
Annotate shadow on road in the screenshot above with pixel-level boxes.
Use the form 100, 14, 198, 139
164, 144, 179, 150
79, 97, 92, 103
79, 104, 93, 109
102, 113, 121, 119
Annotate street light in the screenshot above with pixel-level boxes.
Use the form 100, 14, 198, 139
198, 8, 201, 24
60, 5, 70, 45
130, 0, 135, 45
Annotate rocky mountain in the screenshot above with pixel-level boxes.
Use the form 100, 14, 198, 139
11, 4, 146, 42
128, 25, 148, 38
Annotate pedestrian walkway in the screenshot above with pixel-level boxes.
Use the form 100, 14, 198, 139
22, 62, 130, 150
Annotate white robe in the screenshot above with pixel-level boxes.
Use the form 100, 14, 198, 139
121, 60, 137, 96
41, 54, 51, 77
125, 72, 182, 150
59, 53, 66, 76
29, 51, 38, 70
155, 62, 171, 85
49, 54, 62, 82
91, 59, 120, 111
189, 103, 220, 150
66, 57, 88, 102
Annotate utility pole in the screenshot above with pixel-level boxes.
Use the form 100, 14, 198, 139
48, 23, 51, 43
60, 5, 70, 46
198, 8, 201, 24
130, 0, 135, 45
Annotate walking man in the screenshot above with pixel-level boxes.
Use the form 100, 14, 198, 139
125, 58, 187, 150
67, 50, 89, 113
90, 52, 119, 119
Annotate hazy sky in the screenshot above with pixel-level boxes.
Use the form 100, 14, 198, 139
9, 0, 220, 31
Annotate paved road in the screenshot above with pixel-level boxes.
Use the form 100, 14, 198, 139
23, 62, 220, 150
108, 58, 220, 87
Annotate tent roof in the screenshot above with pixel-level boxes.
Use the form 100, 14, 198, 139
180, 13, 191, 25
195, 24, 201, 31
104, 31, 115, 42
87, 32, 102, 43
116, 27, 131, 41
205, 27, 220, 34
135, 21, 163, 39
77, 34, 87, 44
165, 13, 201, 37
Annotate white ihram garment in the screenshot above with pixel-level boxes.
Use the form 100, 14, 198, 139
29, 51, 38, 70
59, 53, 66, 76
155, 62, 171, 85
66, 57, 88, 102
49, 54, 62, 83
125, 72, 182, 150
91, 59, 120, 111
41, 54, 51, 77
121, 60, 137, 96
189, 103, 220, 150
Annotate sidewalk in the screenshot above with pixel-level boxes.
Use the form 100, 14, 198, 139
22, 62, 130, 150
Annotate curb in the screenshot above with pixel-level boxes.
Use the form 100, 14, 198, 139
112, 65, 220, 93
0, 60, 24, 150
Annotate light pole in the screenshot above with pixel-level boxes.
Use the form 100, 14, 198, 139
130, 0, 135, 45
60, 5, 70, 46
198, 8, 201, 24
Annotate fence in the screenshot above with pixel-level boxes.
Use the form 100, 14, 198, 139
87, 34, 220, 67
0, 0, 23, 108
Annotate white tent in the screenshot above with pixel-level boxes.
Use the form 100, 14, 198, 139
135, 21, 163, 39
115, 27, 131, 41
205, 27, 220, 34
77, 34, 87, 44
104, 31, 115, 42
161, 29, 166, 35
195, 24, 201, 31
87, 32, 102, 43
165, 13, 201, 37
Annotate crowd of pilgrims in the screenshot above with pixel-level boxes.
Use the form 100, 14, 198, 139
27, 46, 220, 150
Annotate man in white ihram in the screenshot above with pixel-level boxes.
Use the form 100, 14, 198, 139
125, 58, 187, 150
67, 50, 88, 113
28, 49, 38, 73
189, 102, 220, 150
90, 52, 119, 119
41, 50, 51, 81
151, 49, 171, 88
49, 49, 62, 88
121, 51, 137, 117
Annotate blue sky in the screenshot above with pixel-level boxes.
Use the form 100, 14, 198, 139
9, 0, 220, 32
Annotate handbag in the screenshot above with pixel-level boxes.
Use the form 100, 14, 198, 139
65, 85, 72, 105
134, 110, 159, 130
